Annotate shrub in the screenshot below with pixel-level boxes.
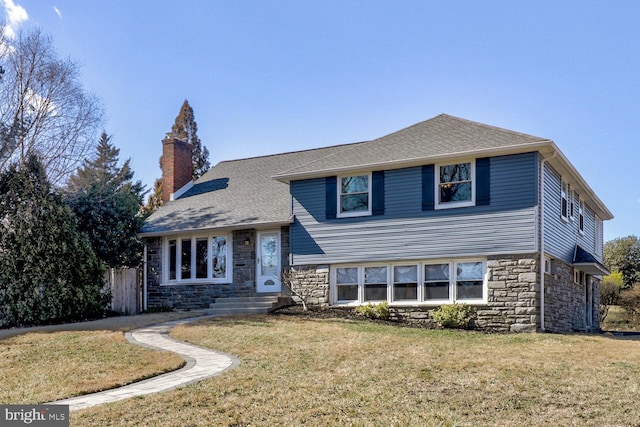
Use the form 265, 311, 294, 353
355, 302, 390, 320
431, 304, 476, 329
618, 285, 640, 324
600, 278, 621, 322
0, 156, 109, 327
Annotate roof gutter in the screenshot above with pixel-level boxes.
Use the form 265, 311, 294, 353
540, 150, 557, 332
138, 218, 295, 238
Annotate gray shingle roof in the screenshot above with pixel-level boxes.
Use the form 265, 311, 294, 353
141, 113, 611, 235
140, 144, 353, 235
273, 114, 551, 180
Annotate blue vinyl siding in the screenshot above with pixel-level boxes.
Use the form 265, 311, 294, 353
543, 163, 602, 264
291, 152, 539, 265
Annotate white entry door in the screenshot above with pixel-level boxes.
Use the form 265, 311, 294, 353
256, 231, 281, 293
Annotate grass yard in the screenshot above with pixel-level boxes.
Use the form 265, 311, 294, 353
601, 305, 640, 331
0, 312, 196, 404
72, 314, 640, 427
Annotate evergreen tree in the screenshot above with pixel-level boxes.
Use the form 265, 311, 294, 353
0, 155, 107, 327
66, 132, 146, 268
142, 178, 164, 217
171, 99, 210, 179
143, 100, 210, 214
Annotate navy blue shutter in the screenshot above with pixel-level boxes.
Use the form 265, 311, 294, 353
372, 171, 385, 216
422, 165, 435, 211
326, 176, 337, 219
476, 157, 490, 206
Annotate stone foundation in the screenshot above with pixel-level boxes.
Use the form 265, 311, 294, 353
286, 265, 330, 306
479, 254, 539, 332
544, 257, 600, 332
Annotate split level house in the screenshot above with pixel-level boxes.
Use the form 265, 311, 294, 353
140, 114, 613, 332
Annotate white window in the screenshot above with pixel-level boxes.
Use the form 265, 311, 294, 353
544, 256, 552, 275
435, 161, 475, 209
424, 263, 451, 302
331, 260, 487, 306
336, 267, 359, 302
392, 265, 418, 302
164, 234, 231, 284
561, 179, 569, 221
337, 173, 371, 217
364, 266, 388, 301
568, 184, 575, 221
595, 218, 603, 257
579, 198, 585, 234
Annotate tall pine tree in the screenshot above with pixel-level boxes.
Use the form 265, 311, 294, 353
144, 100, 210, 214
66, 132, 146, 268
0, 155, 107, 327
172, 99, 210, 179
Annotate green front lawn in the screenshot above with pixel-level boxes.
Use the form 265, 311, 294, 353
73, 314, 640, 426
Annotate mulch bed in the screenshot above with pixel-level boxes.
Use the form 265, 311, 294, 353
270, 304, 432, 329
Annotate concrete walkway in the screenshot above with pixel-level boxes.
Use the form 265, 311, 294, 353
49, 316, 240, 411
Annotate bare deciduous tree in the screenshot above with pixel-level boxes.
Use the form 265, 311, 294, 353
280, 266, 323, 311
0, 28, 103, 184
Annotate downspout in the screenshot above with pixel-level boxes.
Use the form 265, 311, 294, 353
539, 151, 556, 332
143, 245, 148, 312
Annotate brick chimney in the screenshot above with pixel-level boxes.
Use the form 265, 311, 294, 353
161, 133, 193, 203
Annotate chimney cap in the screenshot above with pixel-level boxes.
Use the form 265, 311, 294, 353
163, 132, 189, 144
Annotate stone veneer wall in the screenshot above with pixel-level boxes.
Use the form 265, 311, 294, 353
274, 254, 601, 333
288, 265, 330, 306
391, 255, 540, 332
145, 230, 260, 310
144, 227, 292, 310
479, 255, 539, 332
296, 254, 542, 332
544, 257, 600, 332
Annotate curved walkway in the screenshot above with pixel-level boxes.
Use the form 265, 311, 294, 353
49, 316, 240, 411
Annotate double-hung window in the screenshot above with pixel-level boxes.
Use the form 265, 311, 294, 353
165, 234, 231, 284
338, 174, 371, 217
336, 267, 359, 302
435, 161, 475, 209
423, 261, 484, 303
332, 260, 487, 305
393, 265, 418, 301
364, 266, 387, 301
561, 180, 569, 220
578, 198, 585, 234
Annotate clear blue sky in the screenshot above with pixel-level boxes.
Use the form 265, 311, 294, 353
2, 1, 638, 242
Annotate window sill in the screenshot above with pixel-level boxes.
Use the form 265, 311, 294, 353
331, 300, 488, 307
336, 211, 372, 219
435, 201, 475, 210
161, 280, 231, 286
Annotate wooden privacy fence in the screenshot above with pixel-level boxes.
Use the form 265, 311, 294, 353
104, 268, 141, 315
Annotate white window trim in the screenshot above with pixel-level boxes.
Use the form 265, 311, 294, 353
595, 217, 603, 257
336, 172, 372, 218
568, 184, 575, 221
561, 179, 569, 222
578, 197, 585, 235
423, 259, 487, 305
434, 160, 476, 210
162, 233, 232, 285
544, 256, 552, 275
330, 259, 488, 306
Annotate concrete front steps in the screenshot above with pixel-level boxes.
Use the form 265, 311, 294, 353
203, 296, 291, 316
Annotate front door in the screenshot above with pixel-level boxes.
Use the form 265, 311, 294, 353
256, 231, 281, 293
